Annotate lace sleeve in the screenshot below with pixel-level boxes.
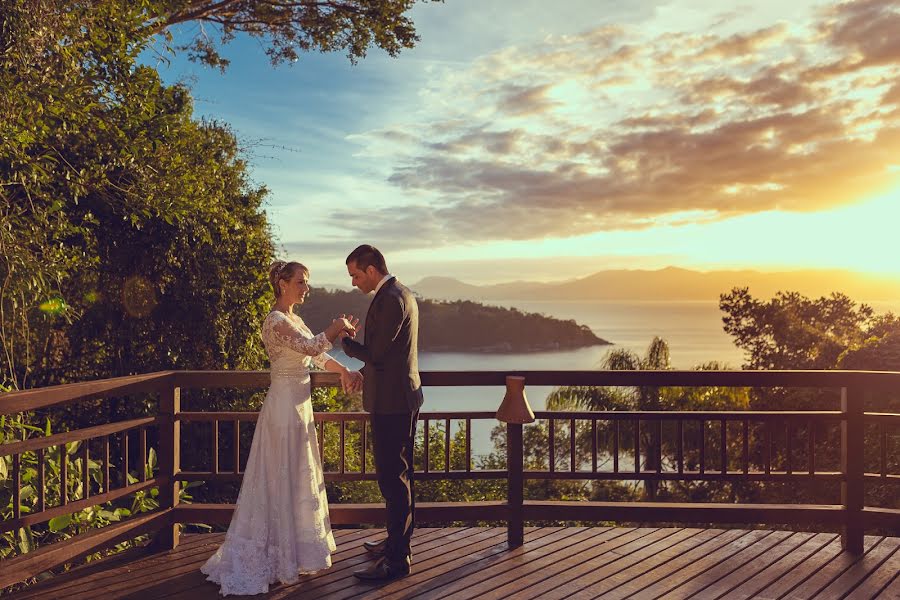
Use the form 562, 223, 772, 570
310, 351, 334, 371
265, 313, 333, 357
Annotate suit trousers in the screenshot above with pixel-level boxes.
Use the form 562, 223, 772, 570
371, 410, 418, 562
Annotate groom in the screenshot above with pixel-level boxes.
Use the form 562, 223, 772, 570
341, 244, 424, 581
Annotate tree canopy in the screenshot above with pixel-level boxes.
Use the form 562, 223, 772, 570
145, 0, 441, 70
1, 0, 439, 390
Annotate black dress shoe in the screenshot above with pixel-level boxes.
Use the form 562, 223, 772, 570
352, 556, 411, 582
362, 538, 386, 555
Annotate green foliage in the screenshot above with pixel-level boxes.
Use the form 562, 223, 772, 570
0, 416, 178, 567
544, 338, 750, 502
144, 0, 442, 69
719, 287, 898, 371
1, 0, 275, 393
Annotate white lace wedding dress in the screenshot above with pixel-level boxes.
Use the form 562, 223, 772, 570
201, 310, 337, 596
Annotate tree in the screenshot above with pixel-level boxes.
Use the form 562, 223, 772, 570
145, 0, 441, 70
719, 287, 889, 371
1, 0, 440, 390
719, 288, 899, 511
545, 338, 750, 502
1, 1, 276, 394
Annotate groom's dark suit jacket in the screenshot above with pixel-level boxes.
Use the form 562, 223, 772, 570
342, 277, 424, 414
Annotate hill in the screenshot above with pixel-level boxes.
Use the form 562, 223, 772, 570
297, 287, 609, 353
411, 267, 900, 302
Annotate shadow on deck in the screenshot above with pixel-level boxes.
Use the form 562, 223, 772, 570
8, 526, 900, 600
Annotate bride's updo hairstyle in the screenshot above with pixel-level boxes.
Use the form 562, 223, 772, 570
269, 261, 309, 298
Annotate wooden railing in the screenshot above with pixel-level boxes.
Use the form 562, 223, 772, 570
1, 369, 899, 589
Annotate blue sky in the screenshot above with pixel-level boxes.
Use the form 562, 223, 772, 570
150, 0, 900, 286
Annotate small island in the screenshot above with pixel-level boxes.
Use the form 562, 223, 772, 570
300, 288, 609, 353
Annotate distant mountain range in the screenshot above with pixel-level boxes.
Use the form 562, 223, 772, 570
409, 267, 900, 302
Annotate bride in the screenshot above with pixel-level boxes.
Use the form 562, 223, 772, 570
201, 260, 362, 596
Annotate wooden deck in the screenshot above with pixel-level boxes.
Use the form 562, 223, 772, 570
8, 527, 900, 599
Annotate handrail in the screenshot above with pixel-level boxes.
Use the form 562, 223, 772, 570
6, 369, 900, 413
0, 417, 160, 457
0, 372, 173, 415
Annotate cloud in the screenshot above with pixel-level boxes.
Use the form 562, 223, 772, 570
339, 0, 900, 247
495, 83, 560, 116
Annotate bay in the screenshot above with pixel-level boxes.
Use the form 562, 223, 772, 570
329, 299, 900, 459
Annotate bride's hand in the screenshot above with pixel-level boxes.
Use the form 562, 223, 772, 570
349, 370, 363, 393
325, 317, 355, 342
340, 369, 363, 393
339, 314, 360, 338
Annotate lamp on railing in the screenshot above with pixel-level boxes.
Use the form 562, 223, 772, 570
496, 375, 535, 424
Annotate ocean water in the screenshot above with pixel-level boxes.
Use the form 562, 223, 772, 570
331, 299, 900, 458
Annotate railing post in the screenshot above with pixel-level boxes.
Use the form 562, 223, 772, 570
497, 375, 533, 549
507, 421, 524, 548
153, 382, 181, 550
841, 386, 864, 554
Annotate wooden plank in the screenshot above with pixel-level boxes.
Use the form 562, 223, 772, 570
415, 369, 900, 390
153, 385, 180, 551
716, 532, 838, 600
0, 510, 171, 589
842, 387, 866, 553
0, 417, 159, 458
9, 544, 158, 599
791, 536, 896, 600
9, 530, 373, 599
166, 528, 496, 600
344, 528, 567, 600
65, 528, 398, 600
871, 569, 900, 599
598, 528, 757, 599
523, 470, 843, 482
305, 527, 516, 600
261, 527, 497, 600
176, 469, 508, 482
407, 529, 655, 600
12, 534, 227, 599
522, 500, 845, 525
864, 507, 900, 529
482, 528, 700, 600
81, 440, 90, 497
358, 527, 580, 600
173, 370, 340, 389
132, 529, 406, 600
7, 527, 898, 600
36, 447, 45, 512
843, 539, 900, 599
408, 527, 630, 600
797, 536, 898, 599
569, 529, 726, 599
48, 530, 354, 600
619, 529, 774, 598
0, 372, 172, 415
528, 528, 692, 600
753, 535, 880, 599
173, 501, 508, 526
653, 529, 796, 599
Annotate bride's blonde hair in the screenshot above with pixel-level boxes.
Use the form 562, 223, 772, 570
269, 261, 309, 298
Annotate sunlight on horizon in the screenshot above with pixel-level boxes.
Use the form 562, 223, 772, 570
382, 186, 900, 283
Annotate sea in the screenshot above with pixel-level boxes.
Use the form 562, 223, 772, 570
330, 299, 900, 458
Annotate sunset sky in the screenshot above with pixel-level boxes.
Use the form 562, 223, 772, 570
154, 0, 900, 285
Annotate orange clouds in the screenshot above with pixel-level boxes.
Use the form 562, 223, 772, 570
348, 0, 900, 245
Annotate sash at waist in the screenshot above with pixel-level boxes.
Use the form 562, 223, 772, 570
270, 368, 310, 381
